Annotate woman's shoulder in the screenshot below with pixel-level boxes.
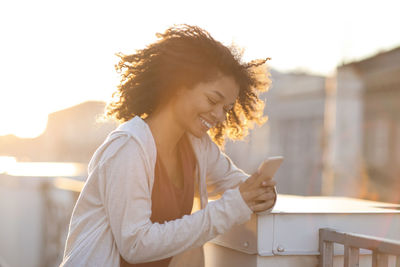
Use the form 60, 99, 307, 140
109, 116, 156, 155
88, 117, 157, 171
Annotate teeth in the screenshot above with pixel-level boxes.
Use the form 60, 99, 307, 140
200, 118, 212, 129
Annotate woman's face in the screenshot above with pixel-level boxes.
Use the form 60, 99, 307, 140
171, 74, 240, 138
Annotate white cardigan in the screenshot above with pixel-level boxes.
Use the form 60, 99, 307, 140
61, 116, 267, 266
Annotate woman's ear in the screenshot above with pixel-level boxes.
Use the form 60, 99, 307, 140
166, 86, 187, 108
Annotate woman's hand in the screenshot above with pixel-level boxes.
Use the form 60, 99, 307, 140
239, 170, 277, 213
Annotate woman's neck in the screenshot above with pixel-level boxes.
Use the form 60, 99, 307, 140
145, 107, 185, 158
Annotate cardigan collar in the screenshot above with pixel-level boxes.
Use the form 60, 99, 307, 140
113, 116, 157, 161
114, 116, 206, 161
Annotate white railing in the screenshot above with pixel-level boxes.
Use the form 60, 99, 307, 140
319, 228, 400, 267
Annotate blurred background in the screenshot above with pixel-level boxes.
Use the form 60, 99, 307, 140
1, 0, 399, 266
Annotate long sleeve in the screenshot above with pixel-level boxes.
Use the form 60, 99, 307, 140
101, 137, 253, 264
203, 135, 277, 214
204, 135, 249, 197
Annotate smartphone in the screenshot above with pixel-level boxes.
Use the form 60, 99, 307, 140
257, 156, 284, 178
255, 156, 283, 215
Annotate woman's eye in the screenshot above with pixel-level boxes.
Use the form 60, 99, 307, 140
207, 97, 217, 105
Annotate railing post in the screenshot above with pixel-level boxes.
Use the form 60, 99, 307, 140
372, 251, 389, 267
320, 241, 334, 267
344, 245, 359, 267
319, 229, 334, 267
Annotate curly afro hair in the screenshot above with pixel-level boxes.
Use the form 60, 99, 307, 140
106, 24, 271, 146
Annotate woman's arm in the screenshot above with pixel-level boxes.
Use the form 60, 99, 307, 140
204, 135, 249, 197
204, 135, 277, 213
101, 138, 252, 264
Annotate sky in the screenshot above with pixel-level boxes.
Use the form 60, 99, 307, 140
1, 0, 400, 138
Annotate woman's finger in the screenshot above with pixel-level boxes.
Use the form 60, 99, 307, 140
245, 187, 275, 204
243, 171, 260, 186
253, 187, 272, 199
251, 199, 275, 213
252, 171, 277, 188
261, 180, 276, 187
254, 191, 276, 202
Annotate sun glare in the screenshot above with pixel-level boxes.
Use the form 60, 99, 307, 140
3, 161, 86, 177
0, 156, 17, 174
0, 110, 49, 138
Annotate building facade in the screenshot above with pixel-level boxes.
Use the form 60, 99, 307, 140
333, 47, 400, 202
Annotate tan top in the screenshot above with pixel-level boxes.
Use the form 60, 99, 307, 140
121, 134, 195, 267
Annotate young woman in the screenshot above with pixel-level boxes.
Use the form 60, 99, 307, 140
61, 25, 277, 267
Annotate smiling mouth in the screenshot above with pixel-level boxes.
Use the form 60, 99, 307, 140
199, 117, 213, 129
